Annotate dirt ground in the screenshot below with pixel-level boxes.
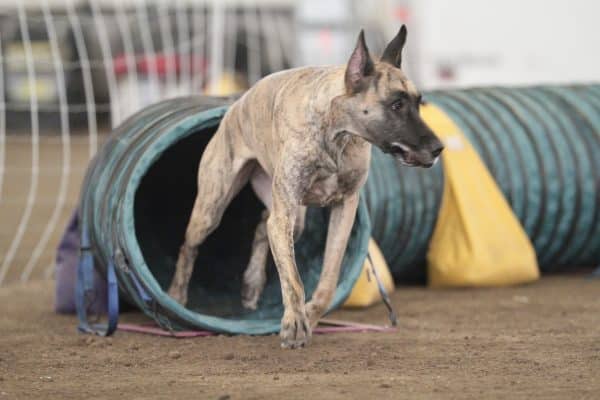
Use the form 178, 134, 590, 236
1, 275, 599, 400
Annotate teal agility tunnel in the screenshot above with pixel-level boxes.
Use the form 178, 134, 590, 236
77, 96, 370, 334
368, 85, 600, 281
78, 85, 600, 334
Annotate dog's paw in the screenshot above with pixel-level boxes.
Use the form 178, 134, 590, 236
280, 310, 312, 349
167, 285, 188, 306
305, 301, 325, 329
241, 282, 261, 310
241, 270, 266, 310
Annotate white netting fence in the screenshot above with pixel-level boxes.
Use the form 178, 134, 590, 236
0, 0, 400, 286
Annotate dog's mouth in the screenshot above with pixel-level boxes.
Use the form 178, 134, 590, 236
386, 143, 421, 167
384, 142, 438, 168
388, 143, 413, 162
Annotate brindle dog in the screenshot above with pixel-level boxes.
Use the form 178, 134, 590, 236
168, 26, 443, 348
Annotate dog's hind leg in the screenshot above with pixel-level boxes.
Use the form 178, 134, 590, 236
241, 210, 270, 310
242, 206, 306, 310
167, 134, 255, 305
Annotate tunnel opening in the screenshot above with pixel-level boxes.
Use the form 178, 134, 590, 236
133, 125, 368, 323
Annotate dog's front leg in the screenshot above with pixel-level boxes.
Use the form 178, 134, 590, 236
267, 182, 310, 349
306, 193, 359, 327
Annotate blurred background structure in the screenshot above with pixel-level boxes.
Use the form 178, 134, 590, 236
0, 0, 599, 287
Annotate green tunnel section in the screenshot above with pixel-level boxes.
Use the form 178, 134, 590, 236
79, 96, 370, 335
377, 85, 599, 281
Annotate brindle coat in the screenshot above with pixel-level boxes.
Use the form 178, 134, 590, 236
168, 26, 443, 348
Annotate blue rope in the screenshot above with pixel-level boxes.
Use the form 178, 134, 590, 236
75, 222, 119, 336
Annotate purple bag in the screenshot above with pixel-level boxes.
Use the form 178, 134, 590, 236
54, 210, 107, 314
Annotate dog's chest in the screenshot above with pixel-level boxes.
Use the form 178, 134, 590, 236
301, 163, 367, 206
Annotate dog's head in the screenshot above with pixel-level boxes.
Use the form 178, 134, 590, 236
336, 26, 443, 168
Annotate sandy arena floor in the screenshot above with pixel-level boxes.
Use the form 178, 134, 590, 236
1, 274, 599, 399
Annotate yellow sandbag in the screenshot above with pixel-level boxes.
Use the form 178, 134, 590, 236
344, 239, 395, 308
205, 72, 247, 96
422, 104, 540, 287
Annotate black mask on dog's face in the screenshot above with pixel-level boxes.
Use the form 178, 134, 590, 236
341, 26, 444, 168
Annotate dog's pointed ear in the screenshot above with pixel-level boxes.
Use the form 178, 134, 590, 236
381, 25, 407, 68
345, 30, 374, 94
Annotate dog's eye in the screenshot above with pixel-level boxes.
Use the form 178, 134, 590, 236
391, 99, 405, 111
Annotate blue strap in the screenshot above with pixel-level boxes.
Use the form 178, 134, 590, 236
75, 224, 119, 336
367, 253, 398, 327
131, 272, 152, 303
114, 247, 152, 304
